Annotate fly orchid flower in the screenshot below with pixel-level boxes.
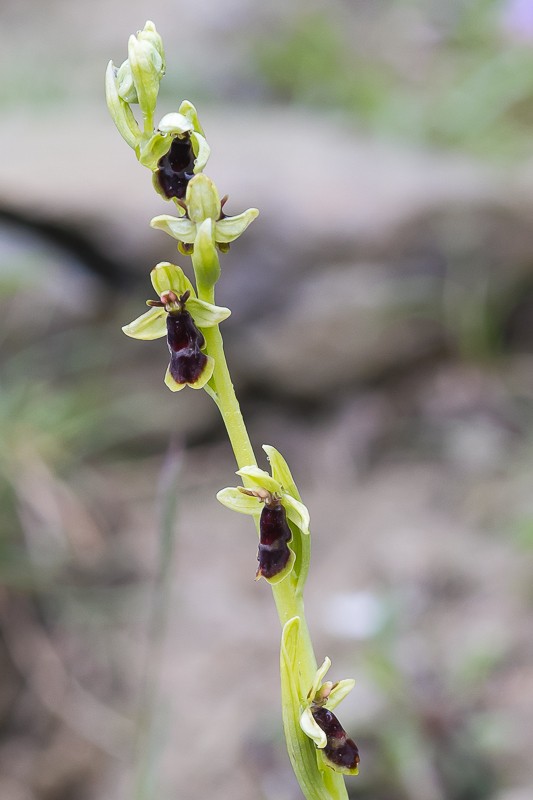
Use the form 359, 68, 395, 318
299, 657, 360, 776
122, 262, 230, 391
216, 445, 310, 584
151, 173, 258, 255
140, 102, 210, 195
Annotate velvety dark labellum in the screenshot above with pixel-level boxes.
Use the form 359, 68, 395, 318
311, 707, 360, 771
166, 310, 207, 385
156, 135, 196, 199
257, 501, 292, 579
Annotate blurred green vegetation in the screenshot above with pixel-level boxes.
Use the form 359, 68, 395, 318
254, 0, 533, 159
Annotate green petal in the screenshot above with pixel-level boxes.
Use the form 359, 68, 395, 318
150, 262, 195, 297
191, 132, 210, 172
283, 495, 310, 535
157, 112, 194, 135
263, 445, 301, 499
186, 298, 230, 327
150, 215, 197, 243
179, 100, 204, 134
215, 208, 259, 243
325, 679, 355, 712
236, 466, 280, 494
216, 487, 262, 516
122, 307, 167, 340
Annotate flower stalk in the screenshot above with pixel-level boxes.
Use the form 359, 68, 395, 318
108, 22, 358, 800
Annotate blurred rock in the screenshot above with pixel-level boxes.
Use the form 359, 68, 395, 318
3, 105, 533, 396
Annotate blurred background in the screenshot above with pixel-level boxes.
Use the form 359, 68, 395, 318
1, 1, 533, 798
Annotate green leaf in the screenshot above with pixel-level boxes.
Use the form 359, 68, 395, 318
280, 618, 345, 800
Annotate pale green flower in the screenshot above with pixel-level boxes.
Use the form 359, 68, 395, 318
298, 659, 359, 777
151, 174, 258, 253
122, 262, 230, 392
217, 445, 310, 537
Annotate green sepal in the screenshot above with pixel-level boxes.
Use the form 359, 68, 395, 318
150, 214, 197, 243
186, 297, 230, 328
192, 219, 221, 288
263, 445, 300, 499
157, 112, 193, 135
139, 131, 173, 169
105, 61, 141, 149
150, 262, 195, 297
236, 466, 280, 495
179, 100, 204, 135
215, 208, 259, 243
216, 487, 262, 516
122, 307, 167, 340
186, 174, 221, 223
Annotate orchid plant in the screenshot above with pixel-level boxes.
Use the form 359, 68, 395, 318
106, 22, 359, 800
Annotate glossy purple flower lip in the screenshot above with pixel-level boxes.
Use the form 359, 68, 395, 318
311, 707, 360, 773
155, 135, 196, 200
165, 292, 210, 387
256, 493, 293, 581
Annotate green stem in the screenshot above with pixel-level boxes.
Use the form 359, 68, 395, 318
202, 321, 318, 687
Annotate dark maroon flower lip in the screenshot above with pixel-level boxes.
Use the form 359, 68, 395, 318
256, 495, 293, 581
165, 294, 209, 387
311, 707, 360, 772
155, 135, 196, 200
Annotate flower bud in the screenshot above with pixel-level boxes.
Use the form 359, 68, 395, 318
105, 61, 141, 149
